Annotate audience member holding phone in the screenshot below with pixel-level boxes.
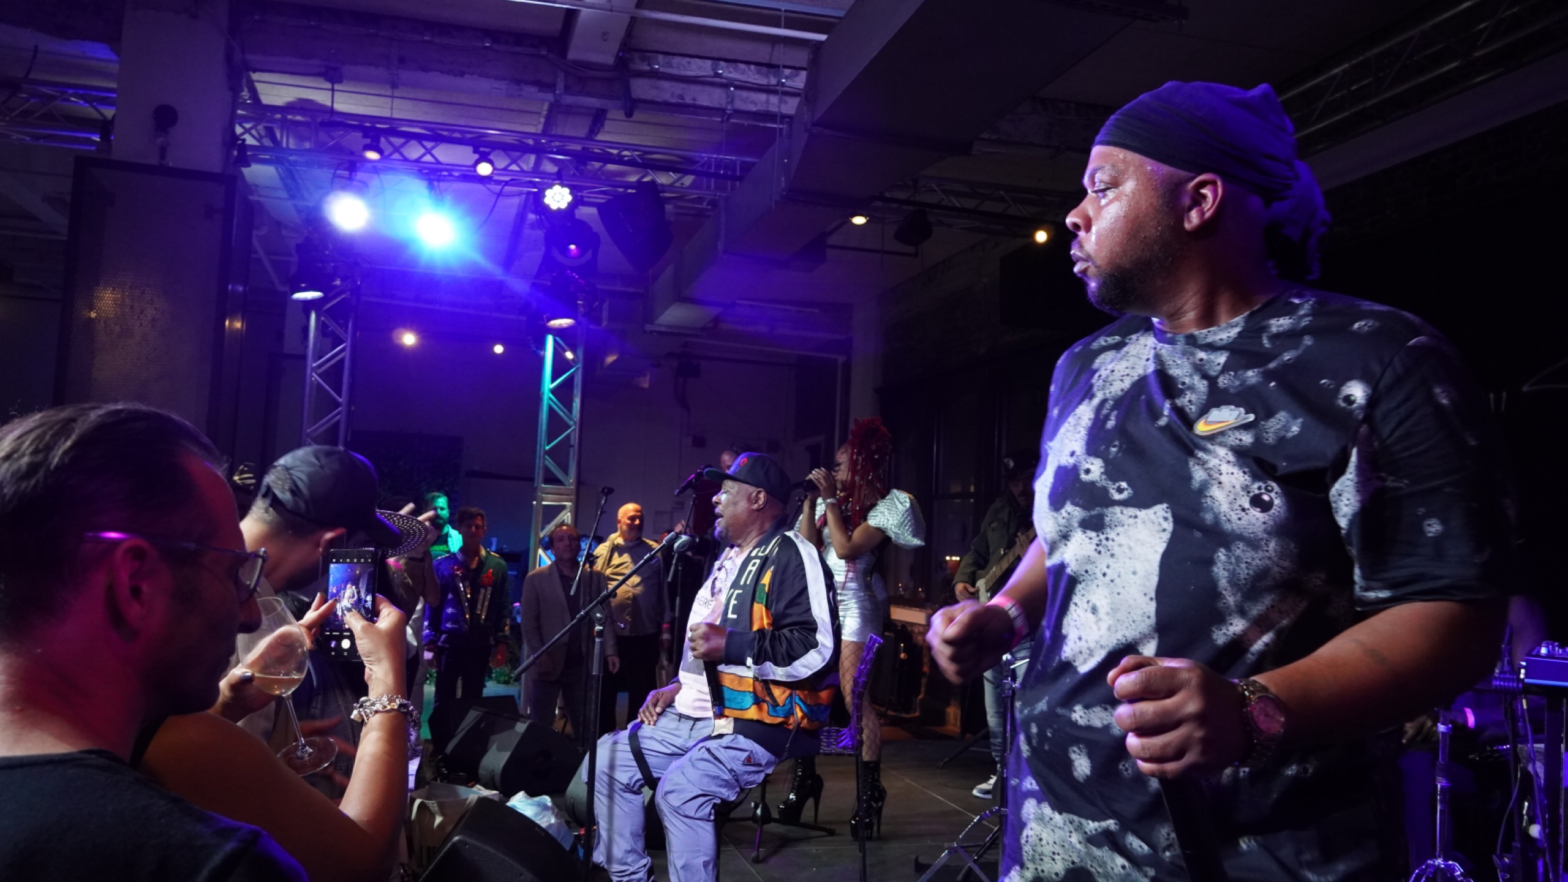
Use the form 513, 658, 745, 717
139, 592, 413, 882
133, 447, 432, 882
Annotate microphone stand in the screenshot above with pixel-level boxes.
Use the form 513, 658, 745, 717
515, 531, 692, 879
567, 487, 614, 600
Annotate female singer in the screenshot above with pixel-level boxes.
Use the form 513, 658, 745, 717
790, 417, 924, 839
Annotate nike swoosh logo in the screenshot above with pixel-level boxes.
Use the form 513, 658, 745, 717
1194, 415, 1254, 436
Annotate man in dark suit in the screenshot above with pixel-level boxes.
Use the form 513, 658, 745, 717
520, 524, 618, 743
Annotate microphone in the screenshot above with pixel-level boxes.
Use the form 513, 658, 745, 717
793, 479, 817, 491
674, 468, 707, 496
658, 531, 697, 554
600, 486, 614, 496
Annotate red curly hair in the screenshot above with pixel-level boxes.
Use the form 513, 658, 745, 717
836, 417, 892, 530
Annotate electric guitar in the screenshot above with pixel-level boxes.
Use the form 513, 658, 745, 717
974, 526, 1037, 601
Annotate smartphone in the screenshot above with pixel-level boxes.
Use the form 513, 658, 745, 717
321, 548, 380, 661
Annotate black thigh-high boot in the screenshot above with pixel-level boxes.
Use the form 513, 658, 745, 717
849, 760, 886, 840
776, 756, 823, 824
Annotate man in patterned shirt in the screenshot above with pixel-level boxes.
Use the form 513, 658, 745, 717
930, 81, 1514, 881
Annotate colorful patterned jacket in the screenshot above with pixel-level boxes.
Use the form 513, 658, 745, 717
704, 524, 839, 756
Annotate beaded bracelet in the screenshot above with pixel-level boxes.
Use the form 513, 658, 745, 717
986, 595, 1030, 651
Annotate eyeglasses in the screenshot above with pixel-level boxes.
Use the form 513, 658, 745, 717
82, 531, 268, 604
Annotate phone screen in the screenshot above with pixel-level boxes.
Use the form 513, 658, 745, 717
326, 554, 378, 624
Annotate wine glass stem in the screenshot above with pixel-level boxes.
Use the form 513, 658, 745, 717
279, 694, 313, 761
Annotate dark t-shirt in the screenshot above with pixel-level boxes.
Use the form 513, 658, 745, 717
0, 750, 305, 881
1004, 289, 1515, 881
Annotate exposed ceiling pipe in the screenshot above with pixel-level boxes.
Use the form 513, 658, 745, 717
501, 0, 831, 41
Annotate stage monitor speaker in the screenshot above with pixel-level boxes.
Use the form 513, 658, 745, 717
476, 718, 581, 797
57, 157, 246, 452
443, 705, 581, 796
998, 239, 1110, 337
429, 696, 518, 759
597, 180, 672, 273
418, 794, 576, 882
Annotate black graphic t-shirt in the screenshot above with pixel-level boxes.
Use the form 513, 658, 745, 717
1002, 289, 1515, 881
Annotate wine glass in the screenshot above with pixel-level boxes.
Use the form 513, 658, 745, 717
235, 596, 337, 775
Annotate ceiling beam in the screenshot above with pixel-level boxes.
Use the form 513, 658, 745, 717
649, 0, 1132, 326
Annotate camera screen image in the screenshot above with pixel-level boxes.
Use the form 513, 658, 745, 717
326, 560, 376, 624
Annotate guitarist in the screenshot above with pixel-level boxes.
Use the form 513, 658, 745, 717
953, 451, 1037, 799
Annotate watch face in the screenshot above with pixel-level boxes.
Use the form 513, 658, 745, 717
1250, 694, 1287, 737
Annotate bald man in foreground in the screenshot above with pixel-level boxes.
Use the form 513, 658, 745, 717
929, 81, 1516, 881
594, 502, 669, 733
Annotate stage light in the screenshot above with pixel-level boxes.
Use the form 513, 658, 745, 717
493, 343, 505, 355
415, 211, 457, 248
289, 229, 337, 301
1034, 227, 1050, 244
398, 330, 417, 346
543, 182, 573, 211
234, 141, 251, 169
850, 214, 869, 226
474, 151, 495, 177
323, 191, 369, 232
563, 347, 576, 362
893, 209, 933, 247
362, 132, 383, 161
546, 316, 577, 329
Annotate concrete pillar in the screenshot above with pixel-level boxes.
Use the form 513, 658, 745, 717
848, 295, 883, 421
114, 0, 234, 173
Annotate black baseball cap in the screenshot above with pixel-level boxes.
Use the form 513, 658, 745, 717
258, 446, 404, 549
703, 452, 792, 503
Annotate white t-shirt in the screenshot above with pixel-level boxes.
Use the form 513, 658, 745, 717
672, 546, 743, 719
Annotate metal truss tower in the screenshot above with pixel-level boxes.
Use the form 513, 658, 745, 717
529, 333, 583, 567
300, 280, 358, 447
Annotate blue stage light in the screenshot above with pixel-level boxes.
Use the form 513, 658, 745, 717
323, 191, 369, 232
415, 211, 457, 248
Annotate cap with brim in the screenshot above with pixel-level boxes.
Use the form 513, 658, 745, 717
262, 446, 414, 553
702, 451, 793, 503
377, 510, 430, 558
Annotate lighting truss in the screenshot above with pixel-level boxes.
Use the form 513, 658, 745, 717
233, 101, 750, 212
529, 332, 583, 568
300, 278, 358, 447
0, 78, 113, 147
1278, 0, 1568, 156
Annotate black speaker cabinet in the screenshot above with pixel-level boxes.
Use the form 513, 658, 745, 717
418, 796, 576, 882
429, 696, 519, 761
443, 705, 581, 797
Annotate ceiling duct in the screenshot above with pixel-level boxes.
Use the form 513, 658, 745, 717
649, 0, 1132, 327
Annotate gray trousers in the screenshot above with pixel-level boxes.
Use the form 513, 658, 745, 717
591, 711, 776, 882
983, 640, 1031, 765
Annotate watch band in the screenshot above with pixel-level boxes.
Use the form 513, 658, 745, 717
1235, 678, 1284, 769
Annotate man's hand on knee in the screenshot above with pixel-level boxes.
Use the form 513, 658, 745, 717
639, 683, 680, 725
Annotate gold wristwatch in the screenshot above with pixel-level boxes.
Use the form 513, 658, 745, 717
1235, 678, 1286, 769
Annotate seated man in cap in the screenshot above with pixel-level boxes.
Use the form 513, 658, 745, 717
929, 81, 1514, 880
592, 452, 839, 882
0, 403, 303, 881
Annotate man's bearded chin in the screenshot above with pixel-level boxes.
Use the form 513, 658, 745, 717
1084, 224, 1182, 317
712, 521, 731, 546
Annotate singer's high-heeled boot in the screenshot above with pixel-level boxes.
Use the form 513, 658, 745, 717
849, 760, 886, 840
776, 756, 824, 824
